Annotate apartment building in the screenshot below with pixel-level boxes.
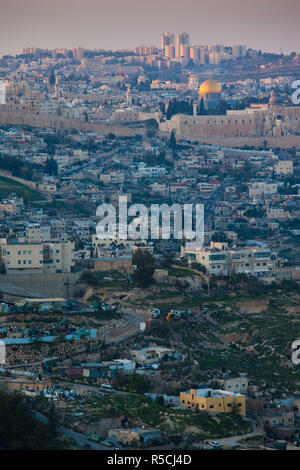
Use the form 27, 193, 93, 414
0, 378, 52, 393
91, 234, 134, 258
25, 224, 51, 242
274, 160, 293, 176
248, 182, 278, 202
130, 346, 178, 364
39, 101, 59, 115
108, 428, 163, 448
37, 182, 57, 193
0, 238, 75, 274
266, 207, 289, 219
73, 149, 89, 162
82, 359, 136, 378
180, 388, 246, 416
217, 374, 248, 395
198, 182, 220, 193
0, 196, 23, 216
149, 182, 167, 195
136, 162, 166, 179
99, 171, 125, 185
182, 241, 276, 276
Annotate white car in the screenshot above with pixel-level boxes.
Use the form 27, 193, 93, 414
209, 441, 222, 448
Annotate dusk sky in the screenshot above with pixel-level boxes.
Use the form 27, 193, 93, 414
0, 0, 299, 57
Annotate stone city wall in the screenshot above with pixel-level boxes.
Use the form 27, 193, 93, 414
0, 110, 144, 137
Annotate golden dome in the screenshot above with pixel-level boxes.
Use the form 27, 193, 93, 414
199, 78, 222, 95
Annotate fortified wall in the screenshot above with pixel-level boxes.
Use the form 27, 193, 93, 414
159, 106, 300, 149
0, 110, 144, 137
159, 131, 300, 149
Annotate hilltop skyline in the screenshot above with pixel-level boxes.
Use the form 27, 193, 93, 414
0, 0, 299, 57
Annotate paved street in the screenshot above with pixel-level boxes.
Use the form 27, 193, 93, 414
32, 409, 110, 450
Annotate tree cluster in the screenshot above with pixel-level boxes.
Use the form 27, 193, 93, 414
132, 249, 156, 288
0, 391, 59, 450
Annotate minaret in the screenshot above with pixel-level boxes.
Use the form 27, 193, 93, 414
126, 86, 132, 105
193, 102, 197, 116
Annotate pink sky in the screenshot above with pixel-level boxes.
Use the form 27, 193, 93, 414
0, 0, 299, 56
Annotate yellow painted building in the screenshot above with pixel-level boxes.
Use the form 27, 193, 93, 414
180, 388, 246, 416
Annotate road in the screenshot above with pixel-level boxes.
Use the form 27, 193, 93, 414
216, 430, 263, 448
56, 379, 129, 396
216, 415, 264, 448
32, 409, 110, 450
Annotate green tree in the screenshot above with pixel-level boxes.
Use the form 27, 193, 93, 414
199, 98, 206, 115
45, 157, 58, 176
155, 395, 165, 406
49, 70, 55, 86
113, 374, 151, 393
0, 391, 61, 449
48, 402, 58, 436
132, 249, 155, 288
169, 130, 177, 154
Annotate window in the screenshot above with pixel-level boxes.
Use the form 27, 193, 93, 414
254, 251, 270, 259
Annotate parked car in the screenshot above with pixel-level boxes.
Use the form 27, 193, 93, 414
208, 441, 223, 449
87, 434, 101, 443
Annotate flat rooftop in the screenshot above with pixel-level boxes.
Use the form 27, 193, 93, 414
186, 388, 244, 398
